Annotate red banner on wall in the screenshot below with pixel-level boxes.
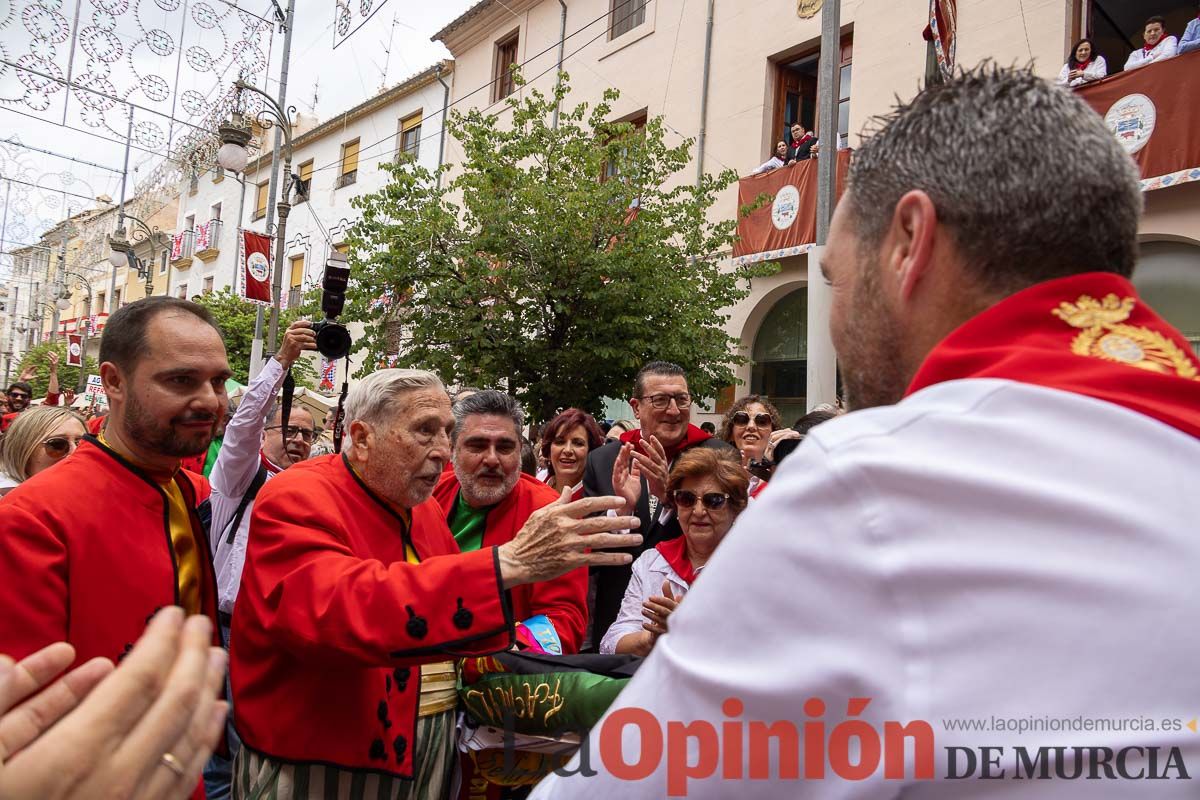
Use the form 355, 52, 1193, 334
240, 230, 273, 304
923, 0, 958, 79
733, 151, 850, 266
1076, 50, 1200, 192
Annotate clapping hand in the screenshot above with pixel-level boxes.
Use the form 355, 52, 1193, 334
642, 581, 680, 638
611, 443, 643, 515
629, 436, 670, 503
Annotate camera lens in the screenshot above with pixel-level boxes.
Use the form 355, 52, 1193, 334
315, 322, 352, 360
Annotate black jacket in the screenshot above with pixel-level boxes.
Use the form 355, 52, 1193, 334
581, 435, 735, 650
788, 135, 816, 163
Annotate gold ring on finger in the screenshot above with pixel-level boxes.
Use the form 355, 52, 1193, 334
160, 752, 186, 778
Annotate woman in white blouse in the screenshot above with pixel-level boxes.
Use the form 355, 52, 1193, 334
600, 447, 748, 656
1057, 39, 1107, 87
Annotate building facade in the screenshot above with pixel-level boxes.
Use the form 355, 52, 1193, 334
434, 0, 1200, 423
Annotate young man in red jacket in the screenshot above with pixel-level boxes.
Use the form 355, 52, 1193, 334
433, 389, 588, 655
230, 370, 641, 799
0, 296, 230, 799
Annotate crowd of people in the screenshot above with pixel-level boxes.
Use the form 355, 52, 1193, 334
1, 60, 1199, 800
1057, 7, 1200, 86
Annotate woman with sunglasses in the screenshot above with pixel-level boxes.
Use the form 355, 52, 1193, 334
0, 406, 86, 497
599, 447, 748, 656
718, 395, 797, 496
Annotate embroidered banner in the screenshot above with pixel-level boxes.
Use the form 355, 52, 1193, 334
733, 151, 850, 266
318, 358, 336, 392
240, 230, 273, 305
66, 334, 83, 367
923, 0, 958, 80
1076, 50, 1200, 192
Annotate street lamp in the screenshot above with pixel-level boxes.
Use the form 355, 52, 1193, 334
107, 215, 161, 298
218, 79, 298, 365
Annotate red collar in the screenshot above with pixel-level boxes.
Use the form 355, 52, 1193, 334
620, 425, 712, 462
261, 451, 285, 475
907, 272, 1200, 438
655, 536, 699, 585
1074, 58, 1093, 70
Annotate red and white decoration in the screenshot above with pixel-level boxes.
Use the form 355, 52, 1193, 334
239, 229, 273, 305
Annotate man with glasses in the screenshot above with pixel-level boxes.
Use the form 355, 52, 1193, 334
581, 360, 733, 649
1, 352, 63, 433
203, 320, 316, 797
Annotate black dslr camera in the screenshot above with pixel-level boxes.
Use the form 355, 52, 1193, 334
312, 252, 352, 360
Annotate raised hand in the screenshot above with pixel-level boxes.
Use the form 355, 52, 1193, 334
498, 491, 642, 589
275, 320, 318, 370
630, 435, 670, 503
611, 443, 643, 516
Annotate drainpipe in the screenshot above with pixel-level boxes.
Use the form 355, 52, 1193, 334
435, 63, 451, 189
695, 0, 715, 185
552, 0, 568, 129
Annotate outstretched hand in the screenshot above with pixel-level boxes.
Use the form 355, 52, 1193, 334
499, 490, 642, 589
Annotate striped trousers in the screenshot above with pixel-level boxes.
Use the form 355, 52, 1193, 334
232, 709, 456, 800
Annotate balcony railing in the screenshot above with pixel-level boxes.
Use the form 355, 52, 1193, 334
170, 230, 195, 264
194, 219, 223, 262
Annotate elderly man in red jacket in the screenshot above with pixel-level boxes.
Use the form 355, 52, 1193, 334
434, 389, 588, 655
230, 369, 640, 799
0, 296, 230, 799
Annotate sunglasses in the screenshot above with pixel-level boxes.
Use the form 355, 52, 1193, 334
732, 411, 773, 428
8, 392, 31, 400
42, 436, 79, 460
266, 425, 317, 443
670, 490, 730, 511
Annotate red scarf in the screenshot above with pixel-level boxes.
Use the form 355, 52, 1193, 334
655, 535, 699, 585
261, 451, 284, 475
1074, 58, 1092, 71
907, 272, 1200, 439
620, 424, 712, 463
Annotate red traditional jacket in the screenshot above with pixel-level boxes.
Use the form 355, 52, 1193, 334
229, 454, 515, 778
0, 436, 219, 665
433, 471, 589, 654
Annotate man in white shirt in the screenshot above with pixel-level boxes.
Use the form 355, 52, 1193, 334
202, 319, 315, 799
1124, 15, 1178, 70
533, 65, 1200, 798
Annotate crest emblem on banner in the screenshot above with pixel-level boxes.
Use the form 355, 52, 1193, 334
1105, 94, 1156, 155
771, 185, 801, 231
247, 251, 270, 282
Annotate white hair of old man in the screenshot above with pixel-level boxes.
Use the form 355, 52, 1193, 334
343, 369, 446, 428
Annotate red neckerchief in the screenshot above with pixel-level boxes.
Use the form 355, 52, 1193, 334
1145, 40, 1159, 54
261, 451, 284, 475
906, 272, 1200, 439
620, 424, 712, 463
655, 535, 699, 585
793, 133, 813, 148
1074, 58, 1092, 71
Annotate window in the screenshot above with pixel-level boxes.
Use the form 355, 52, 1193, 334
603, 112, 647, 181
493, 31, 520, 102
751, 288, 809, 424
185, 213, 195, 231
337, 139, 360, 188
296, 159, 313, 202
253, 181, 268, 220
112, 288, 121, 310
772, 35, 852, 155
210, 202, 222, 221
203, 276, 213, 294
289, 254, 305, 290
1077, 0, 1193, 76
159, 250, 168, 275
96, 292, 106, 314
399, 113, 422, 161
610, 0, 648, 39
213, 167, 224, 184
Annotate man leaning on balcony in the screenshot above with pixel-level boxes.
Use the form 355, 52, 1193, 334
1124, 15, 1178, 70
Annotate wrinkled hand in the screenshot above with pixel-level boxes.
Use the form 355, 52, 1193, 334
763, 428, 802, 461
611, 443, 643, 516
630, 436, 670, 503
0, 607, 227, 800
498, 490, 642, 589
642, 581, 679, 638
62, 389, 76, 407
275, 320, 317, 370
16, 365, 36, 383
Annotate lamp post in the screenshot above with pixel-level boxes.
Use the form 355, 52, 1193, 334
217, 79, 298, 376
62, 271, 94, 395
108, 214, 161, 298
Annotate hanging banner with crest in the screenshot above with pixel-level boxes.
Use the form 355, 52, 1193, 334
240, 229, 273, 305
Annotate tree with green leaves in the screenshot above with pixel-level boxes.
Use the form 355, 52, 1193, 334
13, 341, 97, 400
192, 288, 317, 388
345, 72, 775, 422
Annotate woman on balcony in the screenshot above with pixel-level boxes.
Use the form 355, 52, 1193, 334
1057, 39, 1107, 87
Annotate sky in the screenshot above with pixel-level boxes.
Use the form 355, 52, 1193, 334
0, 0, 476, 258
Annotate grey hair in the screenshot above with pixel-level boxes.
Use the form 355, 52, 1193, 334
847, 63, 1142, 293
344, 368, 446, 428
451, 389, 524, 445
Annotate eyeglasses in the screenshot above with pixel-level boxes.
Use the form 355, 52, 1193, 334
7, 391, 30, 401
670, 490, 730, 511
732, 411, 773, 428
639, 393, 692, 411
41, 436, 79, 460
266, 425, 317, 443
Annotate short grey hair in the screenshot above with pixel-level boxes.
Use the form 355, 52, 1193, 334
451, 389, 523, 445
848, 63, 1142, 294
344, 369, 446, 428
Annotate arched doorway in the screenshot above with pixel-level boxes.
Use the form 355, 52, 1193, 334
752, 287, 808, 424
1133, 240, 1200, 355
